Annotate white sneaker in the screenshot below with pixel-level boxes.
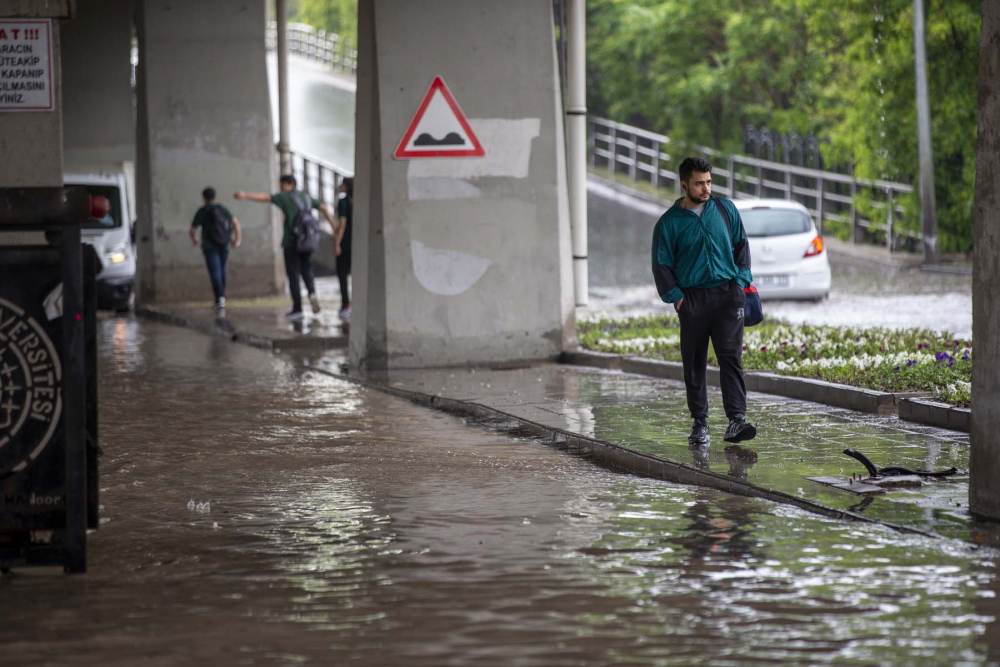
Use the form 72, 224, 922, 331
338, 305, 351, 323
214, 297, 226, 310
309, 293, 321, 314
285, 310, 304, 321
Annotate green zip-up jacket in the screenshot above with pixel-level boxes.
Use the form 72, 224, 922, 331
651, 196, 753, 305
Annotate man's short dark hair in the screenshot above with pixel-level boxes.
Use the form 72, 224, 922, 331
679, 157, 713, 183
202, 187, 216, 201
280, 174, 297, 187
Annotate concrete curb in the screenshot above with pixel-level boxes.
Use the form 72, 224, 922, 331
137, 310, 943, 539
136, 305, 348, 352
898, 397, 971, 433
561, 350, 948, 422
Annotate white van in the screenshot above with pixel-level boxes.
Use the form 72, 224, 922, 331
64, 162, 137, 312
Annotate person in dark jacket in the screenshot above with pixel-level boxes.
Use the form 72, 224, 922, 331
335, 177, 353, 323
651, 157, 757, 445
190, 187, 242, 311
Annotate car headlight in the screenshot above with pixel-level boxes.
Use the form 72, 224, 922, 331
105, 243, 127, 264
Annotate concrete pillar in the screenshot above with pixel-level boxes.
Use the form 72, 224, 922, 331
61, 0, 134, 164
350, 0, 576, 370
0, 0, 68, 187
971, 0, 1000, 521
135, 0, 281, 303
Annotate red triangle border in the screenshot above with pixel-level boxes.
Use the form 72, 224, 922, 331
394, 76, 485, 159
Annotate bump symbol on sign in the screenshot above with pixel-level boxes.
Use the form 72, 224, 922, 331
394, 76, 485, 159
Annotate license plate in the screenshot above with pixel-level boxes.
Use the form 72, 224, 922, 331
757, 275, 789, 287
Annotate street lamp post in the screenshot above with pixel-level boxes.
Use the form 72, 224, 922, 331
913, 0, 939, 264
276, 0, 291, 176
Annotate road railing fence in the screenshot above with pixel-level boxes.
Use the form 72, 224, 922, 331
281, 146, 354, 207
589, 117, 918, 250
266, 21, 358, 75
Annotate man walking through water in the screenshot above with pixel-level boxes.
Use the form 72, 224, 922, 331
190, 187, 242, 312
235, 175, 338, 320
651, 157, 757, 445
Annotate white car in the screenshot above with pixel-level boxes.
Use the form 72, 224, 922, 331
733, 198, 831, 301
64, 162, 137, 312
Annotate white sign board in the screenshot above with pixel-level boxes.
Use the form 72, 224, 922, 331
0, 19, 54, 112
394, 77, 484, 159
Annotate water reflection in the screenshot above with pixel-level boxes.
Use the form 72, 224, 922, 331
724, 445, 758, 481
3, 320, 997, 667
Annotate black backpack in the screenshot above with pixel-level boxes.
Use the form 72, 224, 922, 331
291, 191, 321, 254
207, 204, 233, 246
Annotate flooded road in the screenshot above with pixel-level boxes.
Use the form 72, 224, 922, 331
2, 319, 999, 665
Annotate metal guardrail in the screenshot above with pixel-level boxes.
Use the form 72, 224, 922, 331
589, 117, 918, 249
266, 21, 358, 74
265, 21, 354, 200
282, 146, 354, 206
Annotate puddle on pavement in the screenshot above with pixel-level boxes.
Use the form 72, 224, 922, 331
380, 363, 975, 540
1, 319, 998, 666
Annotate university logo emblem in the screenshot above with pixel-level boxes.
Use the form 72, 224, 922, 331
0, 298, 62, 480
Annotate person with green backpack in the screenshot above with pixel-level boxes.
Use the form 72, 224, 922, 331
235, 174, 338, 321
190, 186, 242, 312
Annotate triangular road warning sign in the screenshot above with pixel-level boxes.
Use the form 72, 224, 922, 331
394, 76, 485, 159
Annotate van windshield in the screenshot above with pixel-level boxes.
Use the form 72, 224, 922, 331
740, 208, 813, 237
70, 184, 122, 230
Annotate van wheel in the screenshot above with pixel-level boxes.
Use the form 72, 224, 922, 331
115, 290, 136, 315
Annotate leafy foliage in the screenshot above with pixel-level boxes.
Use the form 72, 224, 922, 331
587, 0, 982, 251
293, 0, 358, 48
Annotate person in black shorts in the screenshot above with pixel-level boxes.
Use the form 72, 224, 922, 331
335, 177, 353, 322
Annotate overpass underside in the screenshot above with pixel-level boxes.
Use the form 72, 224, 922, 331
1, 0, 281, 303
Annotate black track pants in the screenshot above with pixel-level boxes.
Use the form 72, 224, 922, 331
678, 280, 747, 421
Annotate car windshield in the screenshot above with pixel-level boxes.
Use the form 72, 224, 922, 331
70, 184, 122, 230
740, 208, 812, 237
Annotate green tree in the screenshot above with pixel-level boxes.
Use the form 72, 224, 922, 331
293, 0, 358, 47
586, 0, 981, 252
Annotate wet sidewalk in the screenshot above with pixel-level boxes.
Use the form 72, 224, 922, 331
139, 277, 349, 352
4, 318, 1000, 666
333, 361, 974, 541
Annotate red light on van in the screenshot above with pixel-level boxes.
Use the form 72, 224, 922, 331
804, 236, 824, 257
89, 195, 110, 219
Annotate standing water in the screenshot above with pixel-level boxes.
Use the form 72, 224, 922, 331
0, 319, 997, 665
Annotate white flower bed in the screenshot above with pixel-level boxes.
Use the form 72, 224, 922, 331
596, 335, 680, 354
774, 351, 937, 372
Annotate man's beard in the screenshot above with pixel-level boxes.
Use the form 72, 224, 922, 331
690, 191, 710, 203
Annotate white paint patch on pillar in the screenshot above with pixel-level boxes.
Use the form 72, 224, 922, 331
407, 118, 541, 200
407, 177, 483, 201
411, 239, 493, 296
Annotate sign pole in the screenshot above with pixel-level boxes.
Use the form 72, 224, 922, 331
60, 223, 87, 573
